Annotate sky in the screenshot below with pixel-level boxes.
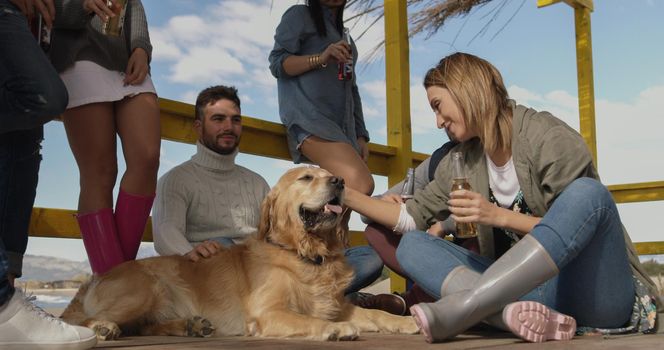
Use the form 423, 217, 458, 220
25, 0, 664, 262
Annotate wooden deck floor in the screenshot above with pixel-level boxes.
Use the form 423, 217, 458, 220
92, 331, 664, 349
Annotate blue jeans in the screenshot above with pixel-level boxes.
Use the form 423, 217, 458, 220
344, 245, 383, 294
0, 0, 68, 306
209, 238, 383, 295
397, 178, 634, 328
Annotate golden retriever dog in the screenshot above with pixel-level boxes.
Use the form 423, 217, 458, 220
61, 167, 419, 341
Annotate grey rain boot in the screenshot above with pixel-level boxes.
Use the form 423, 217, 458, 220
439, 265, 508, 331
440, 262, 577, 342
409, 235, 560, 343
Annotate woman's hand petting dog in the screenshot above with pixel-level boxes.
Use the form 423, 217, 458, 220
186, 240, 223, 262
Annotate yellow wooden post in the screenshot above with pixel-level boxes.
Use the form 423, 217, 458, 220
573, 3, 598, 167
538, 0, 597, 166
384, 0, 412, 293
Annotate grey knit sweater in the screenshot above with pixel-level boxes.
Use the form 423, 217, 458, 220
50, 0, 152, 73
152, 142, 270, 256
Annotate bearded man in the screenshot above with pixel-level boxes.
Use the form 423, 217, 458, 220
152, 85, 270, 261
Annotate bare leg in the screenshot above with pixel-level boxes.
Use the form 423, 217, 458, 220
62, 103, 117, 212
115, 93, 160, 195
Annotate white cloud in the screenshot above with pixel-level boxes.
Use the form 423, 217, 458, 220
508, 84, 664, 185
170, 46, 245, 84
363, 106, 380, 118
180, 90, 198, 105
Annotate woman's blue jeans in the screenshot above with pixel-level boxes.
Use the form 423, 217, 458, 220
0, 0, 68, 306
396, 178, 635, 328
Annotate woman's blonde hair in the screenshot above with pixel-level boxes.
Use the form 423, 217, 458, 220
423, 52, 512, 155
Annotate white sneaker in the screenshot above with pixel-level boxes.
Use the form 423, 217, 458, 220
0, 289, 97, 350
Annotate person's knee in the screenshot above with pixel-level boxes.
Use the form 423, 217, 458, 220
80, 163, 118, 191
343, 170, 374, 195
127, 146, 160, 176
567, 177, 613, 206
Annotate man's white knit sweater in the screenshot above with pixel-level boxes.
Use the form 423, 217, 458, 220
152, 142, 270, 256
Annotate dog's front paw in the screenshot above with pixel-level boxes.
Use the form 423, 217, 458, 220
88, 320, 122, 340
397, 316, 421, 334
373, 314, 421, 334
187, 316, 215, 337
322, 322, 359, 341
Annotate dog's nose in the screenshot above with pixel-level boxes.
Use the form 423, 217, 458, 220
330, 176, 345, 189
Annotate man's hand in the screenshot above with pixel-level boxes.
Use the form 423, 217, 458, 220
10, 0, 55, 28
82, 0, 116, 22
124, 48, 149, 85
185, 240, 222, 262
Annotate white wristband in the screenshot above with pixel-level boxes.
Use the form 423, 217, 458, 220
393, 203, 417, 233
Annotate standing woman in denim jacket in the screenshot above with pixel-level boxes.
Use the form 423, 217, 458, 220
268, 0, 374, 225
49, 0, 159, 274
268, 0, 383, 294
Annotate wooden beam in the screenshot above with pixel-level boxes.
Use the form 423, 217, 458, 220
383, 0, 412, 294
634, 241, 664, 256
538, 0, 593, 11
608, 181, 664, 204
574, 5, 598, 167
536, 0, 563, 8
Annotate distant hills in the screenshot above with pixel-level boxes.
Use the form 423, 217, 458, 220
18, 246, 159, 282
19, 255, 90, 282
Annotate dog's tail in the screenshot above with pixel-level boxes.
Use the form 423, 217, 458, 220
60, 277, 94, 325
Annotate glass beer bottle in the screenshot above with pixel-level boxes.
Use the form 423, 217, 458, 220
400, 167, 415, 201
101, 0, 128, 36
451, 152, 478, 238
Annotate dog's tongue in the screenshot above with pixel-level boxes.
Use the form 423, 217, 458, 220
324, 203, 343, 214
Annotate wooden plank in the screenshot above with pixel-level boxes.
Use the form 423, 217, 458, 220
634, 241, 664, 256
29, 207, 153, 242
574, 5, 598, 167
608, 181, 664, 204
537, 0, 563, 8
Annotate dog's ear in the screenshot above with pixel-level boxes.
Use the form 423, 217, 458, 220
336, 224, 349, 249
257, 191, 275, 241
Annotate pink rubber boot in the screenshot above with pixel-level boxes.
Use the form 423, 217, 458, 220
115, 189, 154, 261
76, 208, 125, 274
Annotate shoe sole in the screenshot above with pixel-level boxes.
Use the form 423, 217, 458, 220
410, 305, 433, 343
503, 301, 576, 343
2, 336, 97, 350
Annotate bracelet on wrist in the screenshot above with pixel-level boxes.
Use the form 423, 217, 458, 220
308, 55, 327, 69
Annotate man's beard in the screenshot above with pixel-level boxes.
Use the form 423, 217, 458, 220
201, 132, 239, 155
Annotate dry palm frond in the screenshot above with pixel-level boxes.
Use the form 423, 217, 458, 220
347, 0, 525, 60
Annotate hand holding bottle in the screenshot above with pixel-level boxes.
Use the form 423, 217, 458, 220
450, 152, 477, 238
83, 0, 116, 21
320, 40, 351, 66
448, 189, 501, 229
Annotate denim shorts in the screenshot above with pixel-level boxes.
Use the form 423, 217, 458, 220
292, 124, 312, 151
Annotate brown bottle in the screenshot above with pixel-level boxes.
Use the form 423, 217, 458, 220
451, 152, 478, 238
101, 0, 128, 37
